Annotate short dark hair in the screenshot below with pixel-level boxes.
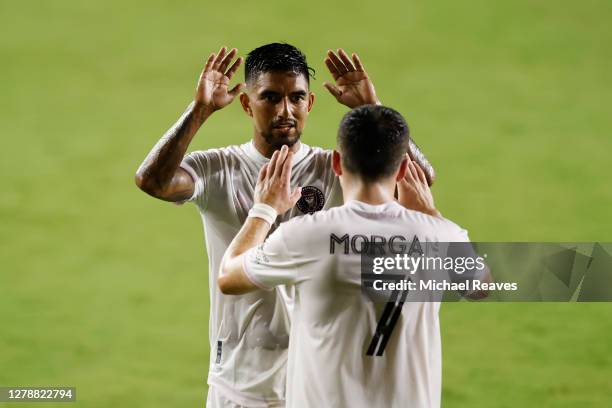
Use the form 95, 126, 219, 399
337, 105, 410, 181
245, 43, 315, 85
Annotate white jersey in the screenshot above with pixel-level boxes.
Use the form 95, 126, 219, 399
243, 200, 471, 408
180, 141, 342, 406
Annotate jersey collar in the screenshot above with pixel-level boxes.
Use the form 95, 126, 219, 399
243, 140, 309, 166
345, 200, 403, 212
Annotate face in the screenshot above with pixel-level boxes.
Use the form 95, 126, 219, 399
240, 71, 315, 151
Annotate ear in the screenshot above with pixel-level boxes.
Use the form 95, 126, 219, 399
396, 156, 408, 181
239, 92, 252, 117
332, 150, 343, 176
307, 92, 315, 113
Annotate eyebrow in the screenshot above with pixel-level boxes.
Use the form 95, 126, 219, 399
259, 90, 280, 98
258, 90, 308, 97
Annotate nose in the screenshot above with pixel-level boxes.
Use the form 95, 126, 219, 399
278, 96, 294, 120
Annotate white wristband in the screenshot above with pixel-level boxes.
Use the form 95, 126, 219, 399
248, 203, 278, 225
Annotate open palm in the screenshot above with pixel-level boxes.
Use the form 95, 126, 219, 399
324, 49, 379, 108
195, 47, 244, 113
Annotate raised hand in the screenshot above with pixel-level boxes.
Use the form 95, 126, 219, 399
323, 49, 380, 108
397, 156, 441, 218
254, 145, 302, 214
195, 47, 245, 115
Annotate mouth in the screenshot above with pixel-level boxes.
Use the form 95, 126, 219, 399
273, 123, 295, 130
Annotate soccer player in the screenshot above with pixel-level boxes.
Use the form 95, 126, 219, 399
135, 44, 434, 407
218, 105, 487, 408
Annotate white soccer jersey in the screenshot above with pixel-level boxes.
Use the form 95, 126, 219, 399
180, 141, 342, 406
243, 200, 471, 408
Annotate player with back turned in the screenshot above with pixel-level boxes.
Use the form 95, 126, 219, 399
135, 44, 435, 407
218, 105, 490, 408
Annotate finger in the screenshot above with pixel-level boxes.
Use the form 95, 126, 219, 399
218, 48, 237, 73
327, 50, 348, 75
352, 53, 365, 72
409, 156, 425, 185
212, 46, 227, 71
198, 53, 215, 86
409, 161, 420, 181
404, 160, 415, 182
228, 82, 246, 98
274, 145, 289, 179
323, 82, 342, 100
281, 150, 294, 186
258, 163, 268, 182
203, 53, 215, 73
268, 150, 280, 177
324, 58, 340, 81
397, 178, 410, 196
289, 186, 302, 205
337, 49, 356, 71
225, 56, 243, 79
415, 162, 428, 185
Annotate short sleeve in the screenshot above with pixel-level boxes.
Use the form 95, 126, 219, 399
177, 151, 209, 205
443, 224, 488, 294
243, 226, 299, 290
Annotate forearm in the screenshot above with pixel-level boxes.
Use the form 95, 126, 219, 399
135, 102, 211, 195
219, 218, 271, 293
219, 146, 300, 294
407, 138, 436, 186
225, 218, 271, 262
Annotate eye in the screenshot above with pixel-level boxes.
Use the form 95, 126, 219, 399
262, 93, 280, 103
290, 94, 305, 103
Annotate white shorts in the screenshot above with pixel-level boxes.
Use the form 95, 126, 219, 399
206, 386, 285, 408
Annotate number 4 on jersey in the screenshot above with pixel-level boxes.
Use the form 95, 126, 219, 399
366, 288, 408, 356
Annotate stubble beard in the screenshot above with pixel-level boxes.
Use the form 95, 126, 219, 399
261, 129, 302, 150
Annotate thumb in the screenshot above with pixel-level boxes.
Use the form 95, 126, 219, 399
323, 82, 342, 100
228, 82, 246, 98
289, 186, 302, 206
397, 178, 410, 194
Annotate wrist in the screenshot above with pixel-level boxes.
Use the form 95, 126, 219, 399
353, 98, 381, 108
248, 203, 278, 225
193, 102, 215, 124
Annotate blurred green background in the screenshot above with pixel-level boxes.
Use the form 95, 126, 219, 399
1, 0, 611, 406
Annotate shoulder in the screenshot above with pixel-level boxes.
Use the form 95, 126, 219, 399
185, 144, 245, 161
310, 145, 333, 161
308, 145, 333, 156
183, 144, 254, 173
401, 208, 469, 241
281, 206, 342, 235
439, 217, 470, 241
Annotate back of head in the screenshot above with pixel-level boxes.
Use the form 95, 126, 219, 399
245, 43, 315, 85
337, 105, 410, 182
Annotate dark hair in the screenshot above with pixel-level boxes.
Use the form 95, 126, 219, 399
337, 105, 410, 181
245, 43, 315, 85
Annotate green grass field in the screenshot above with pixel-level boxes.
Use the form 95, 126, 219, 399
2, 0, 611, 406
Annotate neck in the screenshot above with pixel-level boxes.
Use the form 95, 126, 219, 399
340, 175, 396, 205
253, 135, 301, 159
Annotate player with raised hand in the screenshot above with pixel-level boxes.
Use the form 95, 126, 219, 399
196, 47, 245, 113
135, 46, 244, 202
324, 48, 435, 185
135, 43, 436, 407
218, 105, 487, 408
323, 49, 380, 108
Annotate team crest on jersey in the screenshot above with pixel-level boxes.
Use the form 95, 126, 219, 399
296, 186, 325, 214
